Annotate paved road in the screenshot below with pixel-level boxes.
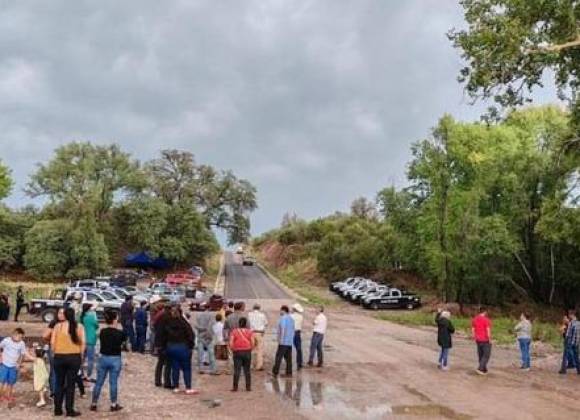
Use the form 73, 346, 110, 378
223, 251, 290, 299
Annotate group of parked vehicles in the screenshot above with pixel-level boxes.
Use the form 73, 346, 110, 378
330, 277, 422, 310
29, 266, 211, 323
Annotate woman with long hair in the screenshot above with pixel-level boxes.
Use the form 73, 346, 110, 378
159, 305, 198, 395
90, 310, 125, 412
80, 303, 99, 381
229, 317, 255, 391
51, 307, 85, 417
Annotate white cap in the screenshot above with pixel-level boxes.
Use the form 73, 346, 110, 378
292, 303, 304, 314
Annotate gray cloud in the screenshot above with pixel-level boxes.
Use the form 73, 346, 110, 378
0, 1, 553, 234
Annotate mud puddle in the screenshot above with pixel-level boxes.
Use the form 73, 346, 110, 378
265, 377, 471, 419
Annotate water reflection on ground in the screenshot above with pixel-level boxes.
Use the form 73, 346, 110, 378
265, 376, 390, 419
265, 377, 472, 419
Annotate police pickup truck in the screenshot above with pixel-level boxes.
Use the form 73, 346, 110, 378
29, 289, 122, 323
361, 288, 421, 310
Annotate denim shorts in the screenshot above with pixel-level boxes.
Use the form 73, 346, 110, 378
0, 364, 18, 385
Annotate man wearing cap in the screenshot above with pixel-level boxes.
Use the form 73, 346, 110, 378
291, 303, 304, 370
248, 303, 268, 370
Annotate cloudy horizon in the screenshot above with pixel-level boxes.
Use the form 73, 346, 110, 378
0, 1, 555, 236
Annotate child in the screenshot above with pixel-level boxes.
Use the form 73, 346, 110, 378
0, 328, 29, 402
32, 344, 49, 407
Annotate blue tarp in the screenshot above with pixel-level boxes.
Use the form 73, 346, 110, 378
124, 252, 170, 269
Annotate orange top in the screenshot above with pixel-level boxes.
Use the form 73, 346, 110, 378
51, 322, 83, 354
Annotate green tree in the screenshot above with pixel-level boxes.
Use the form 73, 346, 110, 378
23, 219, 72, 279
449, 0, 580, 126
0, 161, 12, 200
145, 150, 257, 244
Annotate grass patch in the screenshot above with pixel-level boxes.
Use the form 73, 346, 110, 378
0, 280, 59, 305
375, 311, 562, 348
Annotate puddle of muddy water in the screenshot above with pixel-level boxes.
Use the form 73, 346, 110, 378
265, 377, 390, 419
265, 378, 472, 420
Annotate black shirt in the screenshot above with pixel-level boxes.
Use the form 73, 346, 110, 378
99, 327, 126, 356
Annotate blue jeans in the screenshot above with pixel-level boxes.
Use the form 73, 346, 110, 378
518, 338, 531, 368
294, 331, 303, 369
167, 343, 193, 389
560, 344, 580, 373
308, 332, 324, 366
92, 355, 122, 405
196, 338, 216, 373
122, 323, 136, 351
135, 326, 147, 353
48, 351, 56, 395
438, 347, 450, 367
85, 345, 96, 378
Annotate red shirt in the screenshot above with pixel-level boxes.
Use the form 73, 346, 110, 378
229, 328, 254, 351
472, 314, 492, 342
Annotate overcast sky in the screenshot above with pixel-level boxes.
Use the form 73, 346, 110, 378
0, 1, 554, 236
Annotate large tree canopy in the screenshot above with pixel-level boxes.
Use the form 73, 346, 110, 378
0, 160, 12, 201
449, 0, 580, 126
144, 149, 257, 244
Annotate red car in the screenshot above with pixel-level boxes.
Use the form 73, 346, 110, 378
165, 272, 201, 286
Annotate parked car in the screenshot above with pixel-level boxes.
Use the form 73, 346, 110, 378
350, 283, 388, 303
356, 285, 390, 304
342, 279, 374, 298
165, 272, 201, 286
29, 290, 122, 323
236, 246, 244, 254
336, 277, 368, 295
69, 279, 109, 290
148, 283, 186, 304
361, 288, 421, 310
189, 294, 225, 312
330, 277, 359, 292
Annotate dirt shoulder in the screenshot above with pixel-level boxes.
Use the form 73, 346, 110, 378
1, 296, 579, 419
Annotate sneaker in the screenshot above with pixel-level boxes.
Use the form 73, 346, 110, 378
36, 401, 47, 408
185, 389, 199, 395
475, 369, 486, 376
522, 368, 530, 372
110, 404, 123, 412
441, 366, 449, 371
172, 388, 182, 394
65, 411, 81, 417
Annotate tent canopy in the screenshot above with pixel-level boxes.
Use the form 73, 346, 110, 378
124, 252, 170, 269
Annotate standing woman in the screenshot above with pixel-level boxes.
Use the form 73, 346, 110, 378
90, 310, 125, 412
80, 303, 99, 381
436, 310, 455, 370
229, 317, 255, 392
160, 306, 198, 395
51, 307, 85, 417
514, 312, 532, 371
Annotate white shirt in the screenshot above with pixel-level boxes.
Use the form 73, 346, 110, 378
248, 310, 268, 332
212, 322, 224, 345
313, 313, 327, 334
291, 313, 303, 331
0, 337, 26, 368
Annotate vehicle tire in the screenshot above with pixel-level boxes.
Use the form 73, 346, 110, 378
371, 302, 379, 311
406, 303, 414, 310
41, 309, 57, 323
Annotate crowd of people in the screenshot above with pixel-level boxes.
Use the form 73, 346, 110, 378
0, 291, 329, 416
435, 307, 580, 376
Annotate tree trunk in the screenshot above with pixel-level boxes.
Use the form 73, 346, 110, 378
549, 244, 556, 304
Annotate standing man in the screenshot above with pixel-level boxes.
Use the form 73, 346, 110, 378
134, 301, 148, 354
559, 310, 580, 374
248, 303, 268, 371
14, 286, 29, 322
308, 306, 327, 368
120, 296, 136, 352
291, 303, 304, 370
471, 307, 492, 375
195, 305, 217, 374
272, 305, 294, 378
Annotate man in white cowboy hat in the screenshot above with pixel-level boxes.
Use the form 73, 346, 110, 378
291, 303, 304, 370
